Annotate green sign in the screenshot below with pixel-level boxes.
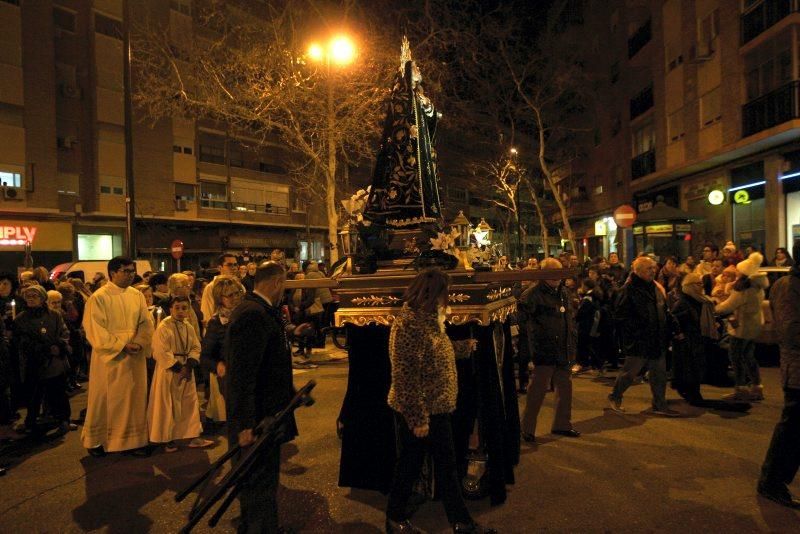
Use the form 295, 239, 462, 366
734, 190, 750, 204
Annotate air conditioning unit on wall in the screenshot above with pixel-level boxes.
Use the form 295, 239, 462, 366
2, 186, 25, 201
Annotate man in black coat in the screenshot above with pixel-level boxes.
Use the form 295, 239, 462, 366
226, 261, 297, 533
608, 256, 681, 416
519, 258, 580, 442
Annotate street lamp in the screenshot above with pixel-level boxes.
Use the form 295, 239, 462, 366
474, 218, 494, 246
307, 34, 357, 263
450, 210, 473, 271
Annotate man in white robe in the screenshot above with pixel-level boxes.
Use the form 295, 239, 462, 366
81, 257, 154, 456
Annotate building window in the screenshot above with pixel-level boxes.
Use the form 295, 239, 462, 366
183, 146, 193, 155
293, 192, 307, 213
259, 162, 287, 174
100, 176, 125, 196
175, 183, 195, 201
200, 181, 228, 209
630, 84, 654, 120
447, 186, 468, 203
0, 170, 22, 188
199, 144, 225, 165
668, 108, 685, 142
170, 0, 191, 16
594, 185, 604, 196
228, 148, 244, 168
698, 8, 720, 45
632, 123, 655, 157
610, 61, 619, 84
173, 145, 182, 153
700, 86, 722, 127
54, 7, 77, 33
94, 13, 122, 40
628, 18, 652, 58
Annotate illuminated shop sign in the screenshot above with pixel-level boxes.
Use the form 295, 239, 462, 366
0, 225, 37, 246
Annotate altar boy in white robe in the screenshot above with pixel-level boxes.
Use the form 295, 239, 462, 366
148, 295, 212, 452
82, 257, 154, 457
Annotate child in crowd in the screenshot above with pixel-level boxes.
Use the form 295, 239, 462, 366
147, 295, 212, 452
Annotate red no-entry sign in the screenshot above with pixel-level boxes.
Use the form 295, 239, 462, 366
171, 239, 184, 260
613, 204, 637, 228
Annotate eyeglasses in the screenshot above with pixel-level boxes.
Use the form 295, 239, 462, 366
223, 262, 238, 267
173, 284, 191, 289
118, 268, 136, 274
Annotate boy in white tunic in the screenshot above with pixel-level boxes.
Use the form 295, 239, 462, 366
148, 296, 212, 451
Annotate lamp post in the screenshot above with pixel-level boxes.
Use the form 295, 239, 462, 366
308, 35, 356, 264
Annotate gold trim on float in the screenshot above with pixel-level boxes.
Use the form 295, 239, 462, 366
448, 293, 470, 303
335, 298, 516, 327
351, 295, 402, 306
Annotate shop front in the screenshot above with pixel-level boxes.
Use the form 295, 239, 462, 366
682, 176, 729, 253
781, 150, 800, 249
0, 219, 74, 272
632, 198, 695, 261
728, 162, 766, 253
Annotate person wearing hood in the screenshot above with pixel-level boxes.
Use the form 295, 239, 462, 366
671, 273, 720, 406
13, 284, 73, 435
715, 252, 769, 402
758, 243, 800, 509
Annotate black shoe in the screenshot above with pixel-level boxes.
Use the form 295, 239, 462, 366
521, 432, 536, 443
453, 522, 497, 533
758, 484, 800, 509
552, 429, 581, 438
386, 518, 425, 533
123, 446, 153, 458
87, 445, 106, 458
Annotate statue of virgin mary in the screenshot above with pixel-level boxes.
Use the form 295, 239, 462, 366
363, 37, 444, 228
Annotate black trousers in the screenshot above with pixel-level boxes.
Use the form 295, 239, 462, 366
386, 412, 472, 526
237, 443, 280, 534
759, 388, 800, 491
26, 374, 70, 428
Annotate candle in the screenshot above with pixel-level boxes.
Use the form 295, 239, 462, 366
10, 299, 15, 320
155, 307, 163, 326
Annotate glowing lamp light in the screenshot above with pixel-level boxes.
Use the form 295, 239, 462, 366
308, 43, 324, 62
330, 36, 356, 65
708, 189, 724, 206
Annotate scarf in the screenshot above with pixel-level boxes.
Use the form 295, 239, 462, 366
681, 284, 719, 340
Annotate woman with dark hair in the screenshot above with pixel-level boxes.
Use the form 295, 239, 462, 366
772, 247, 795, 267
715, 253, 769, 401
385, 269, 493, 534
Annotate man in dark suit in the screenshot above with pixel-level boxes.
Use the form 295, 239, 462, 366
226, 261, 297, 533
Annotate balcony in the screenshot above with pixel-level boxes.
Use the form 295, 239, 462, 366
630, 85, 654, 120
741, 0, 797, 45
199, 198, 290, 215
742, 80, 800, 137
631, 149, 656, 180
628, 19, 652, 58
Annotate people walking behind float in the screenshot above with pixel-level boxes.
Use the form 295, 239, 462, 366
576, 278, 604, 375
14, 285, 73, 435
56, 283, 88, 382
715, 252, 769, 402
519, 258, 580, 442
200, 275, 245, 428
671, 273, 720, 406
758, 243, 800, 509
46, 289, 80, 394
148, 295, 212, 452
386, 268, 493, 534
201, 253, 240, 327
608, 257, 682, 416
82, 257, 154, 457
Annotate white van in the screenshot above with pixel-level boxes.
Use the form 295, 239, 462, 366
49, 260, 153, 283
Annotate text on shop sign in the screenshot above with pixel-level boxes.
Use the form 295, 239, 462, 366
0, 226, 37, 246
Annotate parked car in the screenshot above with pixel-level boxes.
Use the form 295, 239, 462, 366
49, 260, 153, 283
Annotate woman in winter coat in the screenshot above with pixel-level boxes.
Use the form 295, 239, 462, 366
671, 273, 720, 405
14, 285, 72, 435
385, 268, 492, 534
200, 275, 244, 426
715, 252, 769, 401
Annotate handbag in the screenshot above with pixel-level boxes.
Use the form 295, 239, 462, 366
307, 298, 324, 316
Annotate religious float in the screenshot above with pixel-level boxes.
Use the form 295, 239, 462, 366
288, 38, 572, 505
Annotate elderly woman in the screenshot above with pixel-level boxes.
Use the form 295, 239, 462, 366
715, 253, 769, 402
200, 275, 244, 426
162, 273, 202, 340
671, 273, 720, 406
386, 269, 492, 534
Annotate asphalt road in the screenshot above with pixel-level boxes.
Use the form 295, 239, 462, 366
0, 350, 798, 533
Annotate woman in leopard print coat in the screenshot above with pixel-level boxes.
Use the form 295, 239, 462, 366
385, 269, 494, 534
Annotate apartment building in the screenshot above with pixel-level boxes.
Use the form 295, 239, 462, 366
0, 0, 328, 274
569, 0, 800, 263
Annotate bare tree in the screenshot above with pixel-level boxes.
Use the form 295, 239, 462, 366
131, 1, 393, 262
